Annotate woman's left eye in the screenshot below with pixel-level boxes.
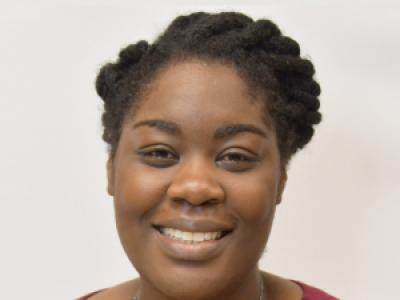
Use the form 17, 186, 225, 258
216, 151, 258, 172
220, 153, 252, 162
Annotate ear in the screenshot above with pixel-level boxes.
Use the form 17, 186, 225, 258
276, 167, 287, 205
106, 157, 114, 196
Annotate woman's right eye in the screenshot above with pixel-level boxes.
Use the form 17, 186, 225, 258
137, 148, 178, 168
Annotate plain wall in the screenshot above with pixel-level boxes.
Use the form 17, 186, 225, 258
1, 1, 399, 299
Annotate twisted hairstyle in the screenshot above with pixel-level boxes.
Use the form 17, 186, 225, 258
96, 12, 321, 163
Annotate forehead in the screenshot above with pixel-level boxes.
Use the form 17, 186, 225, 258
131, 60, 269, 130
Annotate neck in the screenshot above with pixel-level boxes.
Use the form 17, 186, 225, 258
135, 267, 264, 300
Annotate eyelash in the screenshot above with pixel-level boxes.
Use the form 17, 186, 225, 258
137, 147, 258, 170
219, 153, 255, 162
139, 149, 177, 160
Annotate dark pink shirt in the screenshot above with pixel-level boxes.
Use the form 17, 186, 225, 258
77, 281, 338, 299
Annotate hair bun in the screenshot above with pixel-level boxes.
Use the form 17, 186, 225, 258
95, 63, 119, 101
242, 19, 281, 48
265, 36, 300, 56
96, 40, 149, 102
118, 40, 149, 68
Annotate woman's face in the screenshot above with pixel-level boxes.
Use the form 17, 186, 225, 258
108, 60, 286, 299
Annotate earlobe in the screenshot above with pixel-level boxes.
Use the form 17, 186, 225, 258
107, 158, 114, 196
276, 168, 287, 205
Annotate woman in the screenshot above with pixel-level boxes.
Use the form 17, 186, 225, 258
79, 11, 337, 300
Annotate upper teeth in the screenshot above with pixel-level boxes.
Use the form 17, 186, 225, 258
160, 227, 222, 242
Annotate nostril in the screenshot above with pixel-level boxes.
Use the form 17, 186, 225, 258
171, 197, 187, 206
167, 179, 225, 206
172, 198, 220, 210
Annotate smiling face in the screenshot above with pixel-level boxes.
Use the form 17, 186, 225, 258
108, 59, 286, 299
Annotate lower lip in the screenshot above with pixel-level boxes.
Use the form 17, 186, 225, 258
155, 229, 232, 262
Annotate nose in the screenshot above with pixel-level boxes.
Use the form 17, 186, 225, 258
166, 156, 225, 207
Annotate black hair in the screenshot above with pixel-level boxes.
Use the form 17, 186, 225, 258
95, 11, 321, 163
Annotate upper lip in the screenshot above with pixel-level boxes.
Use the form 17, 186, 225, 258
153, 218, 235, 233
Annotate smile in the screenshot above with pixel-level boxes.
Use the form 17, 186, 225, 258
160, 227, 223, 243
152, 219, 234, 261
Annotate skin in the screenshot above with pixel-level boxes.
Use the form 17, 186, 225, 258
92, 60, 303, 300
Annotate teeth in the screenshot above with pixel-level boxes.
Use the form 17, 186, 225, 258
193, 232, 204, 242
182, 231, 192, 240
160, 227, 223, 243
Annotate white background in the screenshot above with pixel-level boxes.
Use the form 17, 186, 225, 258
1, 1, 399, 299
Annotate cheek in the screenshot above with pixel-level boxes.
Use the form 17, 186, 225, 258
113, 163, 171, 221
227, 170, 280, 226
112, 163, 172, 261
222, 169, 280, 265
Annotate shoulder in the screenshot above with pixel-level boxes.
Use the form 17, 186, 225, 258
262, 272, 338, 300
77, 278, 139, 300
262, 272, 303, 300
292, 280, 339, 300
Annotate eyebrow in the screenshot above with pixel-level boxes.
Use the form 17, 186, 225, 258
133, 119, 180, 135
133, 119, 267, 139
214, 123, 267, 139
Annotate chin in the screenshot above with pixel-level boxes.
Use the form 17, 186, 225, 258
145, 266, 236, 300
133, 245, 261, 300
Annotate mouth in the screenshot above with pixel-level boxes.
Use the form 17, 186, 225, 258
152, 220, 235, 261
154, 226, 232, 243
